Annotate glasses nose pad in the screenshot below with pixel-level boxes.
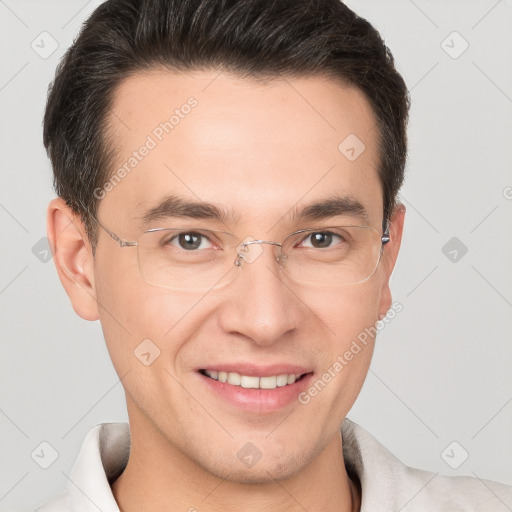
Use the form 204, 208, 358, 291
276, 252, 287, 268
234, 237, 265, 266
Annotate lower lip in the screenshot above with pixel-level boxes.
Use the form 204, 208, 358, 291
198, 372, 314, 413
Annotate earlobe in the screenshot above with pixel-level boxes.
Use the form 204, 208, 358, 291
47, 197, 100, 321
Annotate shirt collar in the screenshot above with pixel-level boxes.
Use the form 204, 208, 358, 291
67, 422, 129, 512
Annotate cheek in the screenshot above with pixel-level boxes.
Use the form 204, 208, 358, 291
94, 272, 217, 423
292, 287, 380, 442
300, 282, 381, 401
302, 279, 382, 350
297, 284, 382, 417
93, 253, 207, 373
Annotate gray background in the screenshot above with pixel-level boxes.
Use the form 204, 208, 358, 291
1, 0, 511, 510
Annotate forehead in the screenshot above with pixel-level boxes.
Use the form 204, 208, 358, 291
102, 69, 382, 231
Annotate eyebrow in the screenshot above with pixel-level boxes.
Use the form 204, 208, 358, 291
137, 193, 370, 229
291, 194, 370, 224
137, 195, 236, 228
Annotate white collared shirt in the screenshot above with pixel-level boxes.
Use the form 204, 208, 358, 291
35, 418, 512, 511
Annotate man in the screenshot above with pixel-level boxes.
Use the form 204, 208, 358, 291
37, 0, 512, 510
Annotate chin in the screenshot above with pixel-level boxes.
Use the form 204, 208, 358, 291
202, 448, 309, 485
215, 464, 298, 485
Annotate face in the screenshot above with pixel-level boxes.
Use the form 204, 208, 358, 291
50, 69, 404, 483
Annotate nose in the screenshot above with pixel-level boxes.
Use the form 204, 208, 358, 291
217, 243, 303, 346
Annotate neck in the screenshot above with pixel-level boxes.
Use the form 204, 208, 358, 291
112, 408, 360, 512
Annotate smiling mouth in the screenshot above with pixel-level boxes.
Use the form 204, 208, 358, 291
199, 370, 310, 390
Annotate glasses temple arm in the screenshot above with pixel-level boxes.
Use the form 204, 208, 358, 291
95, 218, 137, 247
382, 220, 391, 244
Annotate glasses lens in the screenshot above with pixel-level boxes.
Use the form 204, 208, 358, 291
282, 226, 384, 286
136, 226, 385, 290
137, 228, 238, 291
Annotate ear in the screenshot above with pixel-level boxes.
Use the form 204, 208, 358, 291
47, 197, 100, 321
377, 202, 406, 318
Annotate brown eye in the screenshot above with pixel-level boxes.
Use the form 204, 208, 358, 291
310, 232, 332, 248
301, 232, 342, 249
166, 232, 212, 251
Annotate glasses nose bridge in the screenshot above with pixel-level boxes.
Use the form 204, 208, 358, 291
234, 238, 285, 267
244, 239, 282, 248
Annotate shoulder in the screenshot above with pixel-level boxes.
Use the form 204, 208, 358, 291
342, 418, 512, 511
394, 461, 512, 511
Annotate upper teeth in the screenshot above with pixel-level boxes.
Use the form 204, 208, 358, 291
204, 370, 301, 389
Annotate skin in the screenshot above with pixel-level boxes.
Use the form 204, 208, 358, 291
47, 70, 405, 512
